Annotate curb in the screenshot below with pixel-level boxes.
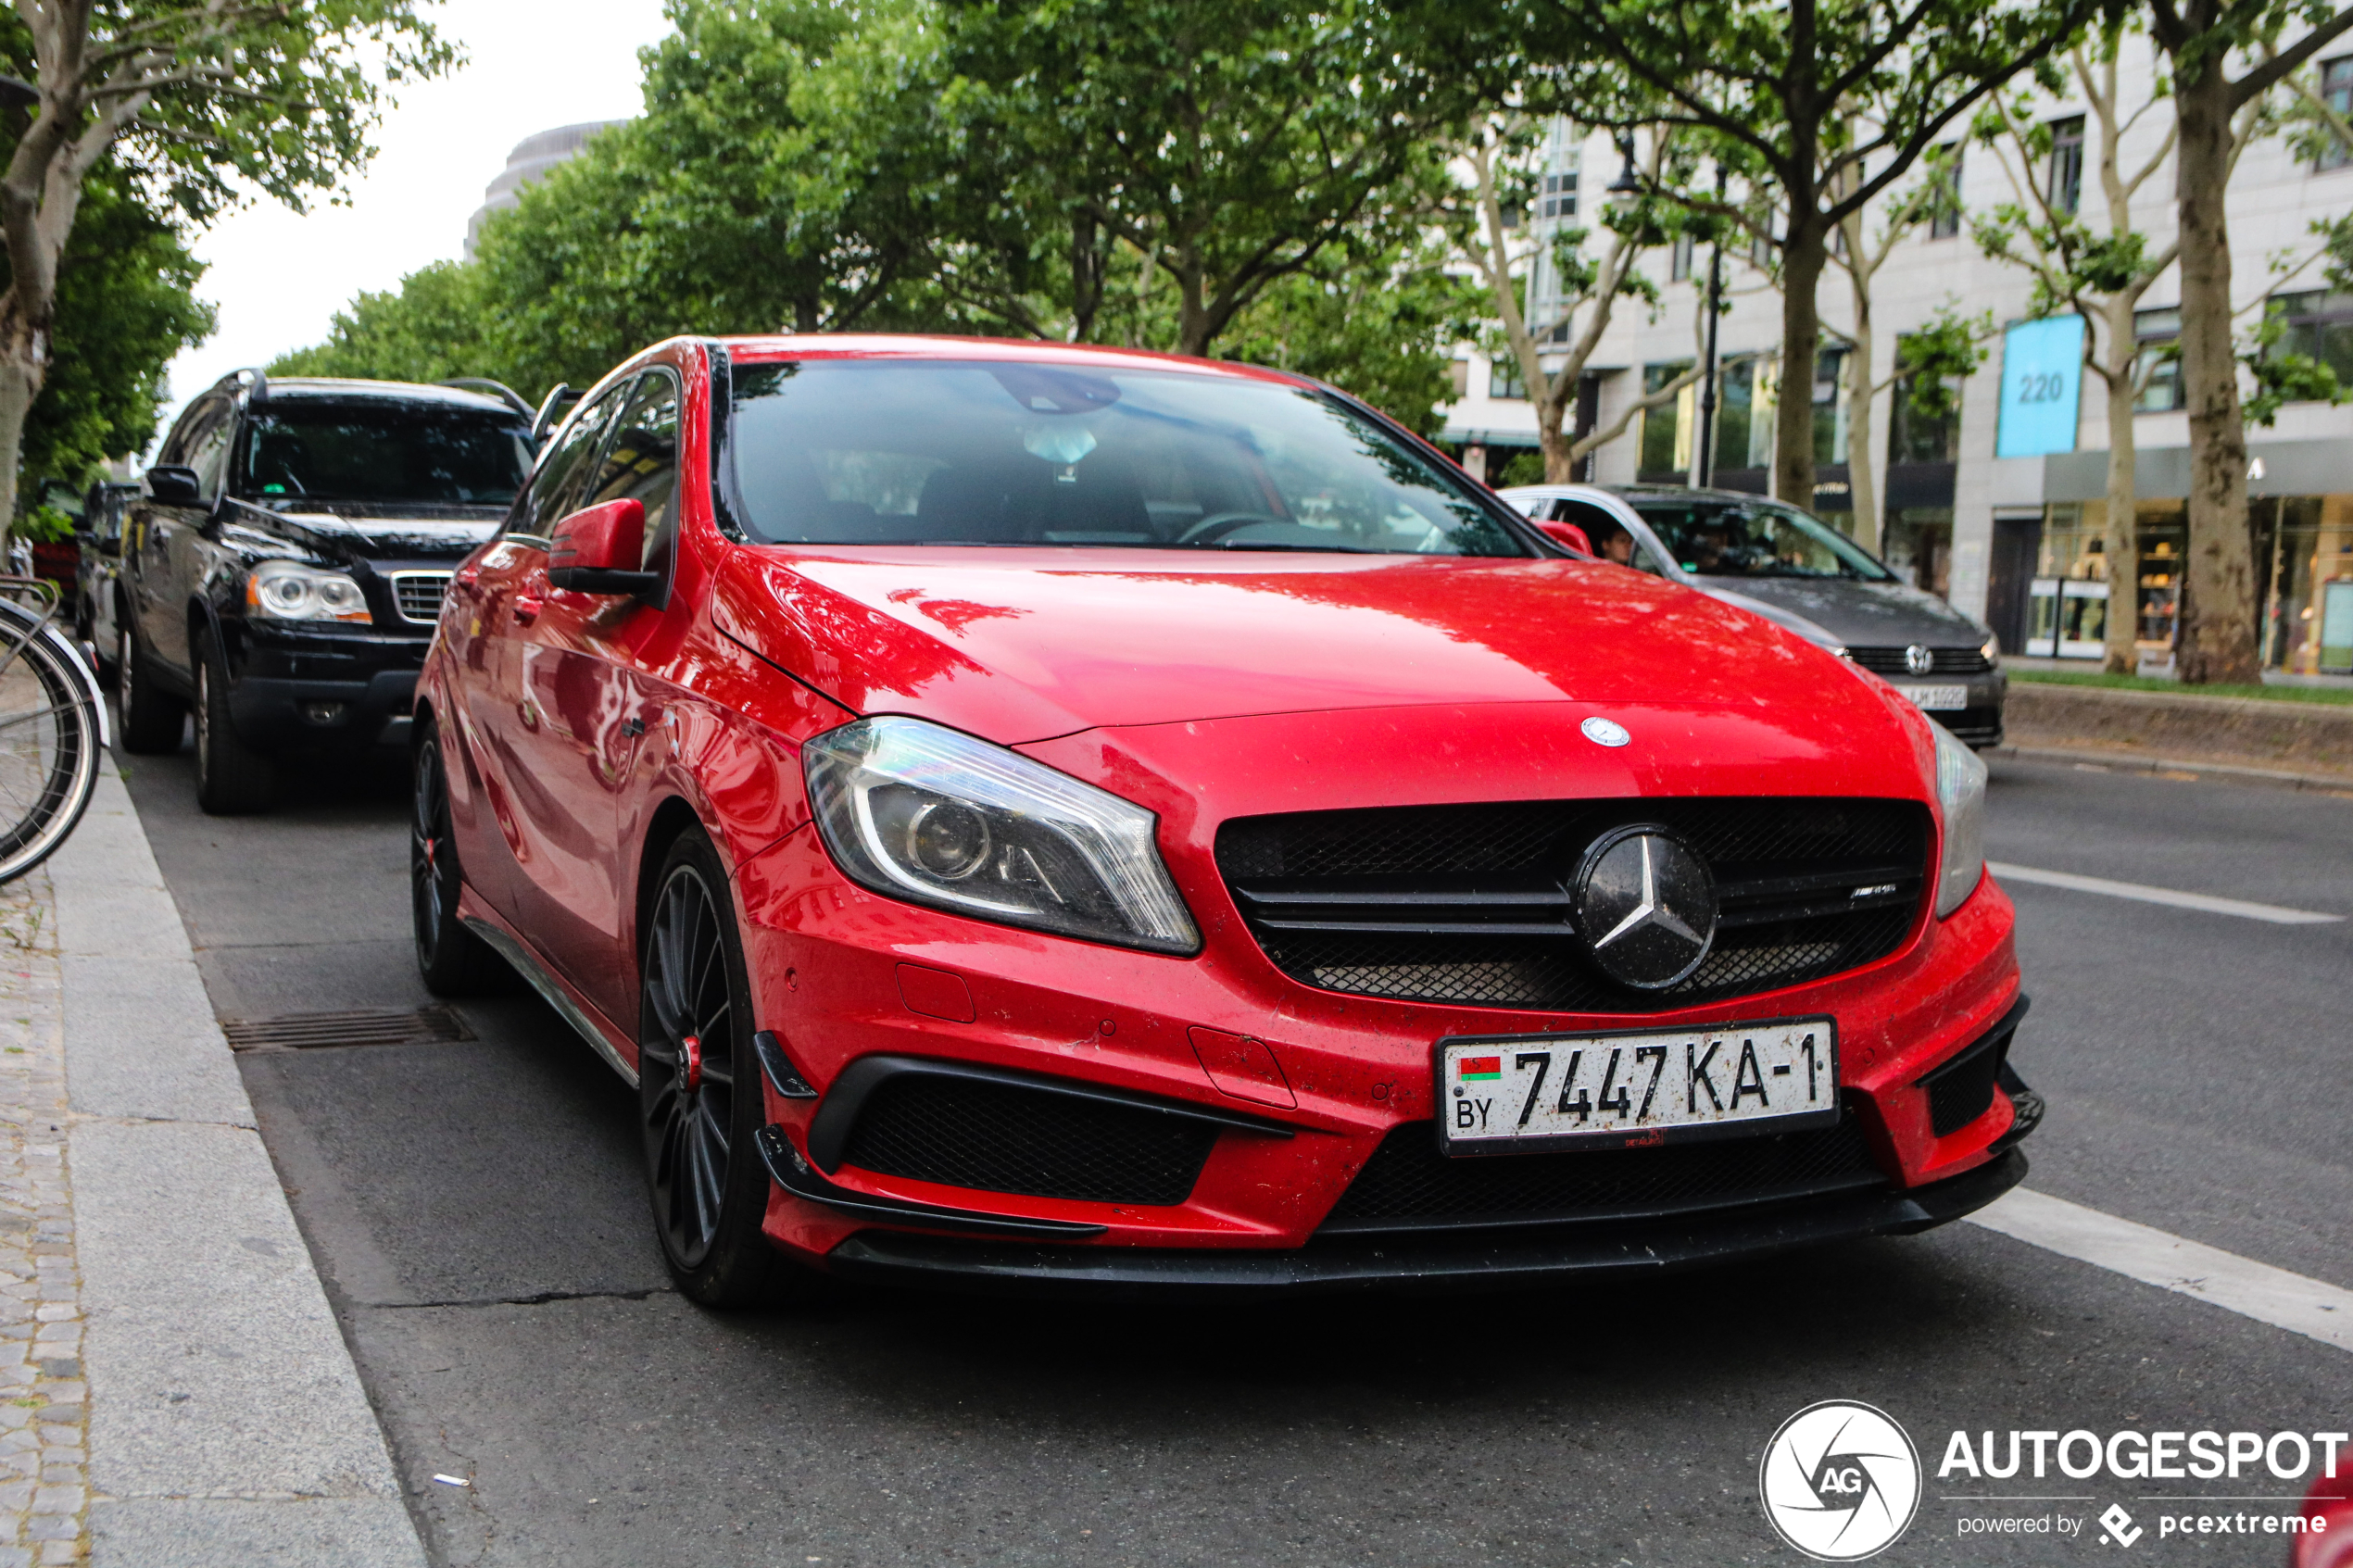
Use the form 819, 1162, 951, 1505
1993, 743, 2353, 796
46, 766, 428, 1568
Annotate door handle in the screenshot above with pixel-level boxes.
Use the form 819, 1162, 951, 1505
622, 716, 645, 737
512, 595, 542, 626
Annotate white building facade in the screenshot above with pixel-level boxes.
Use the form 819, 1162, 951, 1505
1439, 42, 2353, 673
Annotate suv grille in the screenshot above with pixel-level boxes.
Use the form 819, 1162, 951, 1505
1847, 645, 1992, 676
1216, 797, 1930, 1012
390, 571, 453, 625
1322, 1114, 1884, 1234
840, 1073, 1218, 1206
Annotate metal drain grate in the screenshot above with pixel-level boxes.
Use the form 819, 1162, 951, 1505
223, 1006, 474, 1052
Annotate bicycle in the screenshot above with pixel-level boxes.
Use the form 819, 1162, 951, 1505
0, 574, 105, 884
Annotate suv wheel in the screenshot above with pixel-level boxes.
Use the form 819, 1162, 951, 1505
116, 621, 184, 755
193, 627, 274, 814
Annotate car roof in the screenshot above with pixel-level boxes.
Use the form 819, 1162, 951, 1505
1501, 482, 1794, 508
714, 333, 1314, 389
253, 377, 524, 416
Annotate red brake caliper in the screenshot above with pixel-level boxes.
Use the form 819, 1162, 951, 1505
681, 1034, 702, 1095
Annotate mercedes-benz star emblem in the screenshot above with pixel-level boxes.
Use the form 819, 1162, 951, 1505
1903, 643, 1934, 676
1580, 716, 1631, 747
1572, 826, 1718, 989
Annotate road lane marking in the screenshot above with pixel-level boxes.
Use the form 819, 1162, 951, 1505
1968, 1188, 2353, 1354
1987, 861, 2345, 925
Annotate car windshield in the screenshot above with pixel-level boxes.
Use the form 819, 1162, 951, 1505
1630, 498, 1894, 582
238, 404, 533, 506
726, 359, 1529, 556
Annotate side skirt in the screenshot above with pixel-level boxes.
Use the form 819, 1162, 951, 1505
460, 914, 640, 1087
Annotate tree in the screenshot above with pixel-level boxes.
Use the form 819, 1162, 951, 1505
22, 160, 210, 488
1455, 119, 1713, 481
948, 0, 1475, 358
1466, 0, 2097, 515
1970, 28, 2211, 672
0, 2, 451, 542
1822, 144, 1980, 553
269, 259, 490, 386
2145, 0, 2353, 682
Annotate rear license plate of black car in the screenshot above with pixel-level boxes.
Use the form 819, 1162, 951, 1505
1436, 1019, 1839, 1155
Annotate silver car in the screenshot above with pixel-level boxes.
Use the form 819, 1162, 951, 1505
1502, 483, 2006, 747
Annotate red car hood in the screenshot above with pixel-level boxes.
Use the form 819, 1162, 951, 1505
713, 546, 1920, 750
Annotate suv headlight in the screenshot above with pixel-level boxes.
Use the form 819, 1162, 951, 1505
1931, 721, 1987, 917
246, 559, 371, 623
1980, 633, 2000, 663
803, 716, 1201, 954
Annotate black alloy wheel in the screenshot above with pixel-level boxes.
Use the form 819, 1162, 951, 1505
115, 621, 183, 755
192, 626, 274, 814
409, 725, 508, 997
639, 829, 807, 1308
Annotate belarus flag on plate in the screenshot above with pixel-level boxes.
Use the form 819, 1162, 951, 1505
1458, 1056, 1503, 1080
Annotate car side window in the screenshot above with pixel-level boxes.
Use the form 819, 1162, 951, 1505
182, 400, 235, 502
519, 381, 631, 538
584, 371, 680, 571
1557, 501, 1665, 575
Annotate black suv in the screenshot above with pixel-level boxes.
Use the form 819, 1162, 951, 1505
120, 371, 534, 812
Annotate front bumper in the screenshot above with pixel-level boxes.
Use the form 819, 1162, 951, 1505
814, 1147, 2030, 1298
1885, 668, 2007, 747
227, 623, 431, 749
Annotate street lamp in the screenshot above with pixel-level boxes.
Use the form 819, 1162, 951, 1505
1694, 163, 1730, 490
1606, 135, 1641, 195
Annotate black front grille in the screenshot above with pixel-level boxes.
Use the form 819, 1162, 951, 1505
1847, 645, 1993, 676
1323, 1115, 1885, 1234
1921, 1010, 2023, 1136
1218, 797, 1930, 1013
840, 1074, 1218, 1206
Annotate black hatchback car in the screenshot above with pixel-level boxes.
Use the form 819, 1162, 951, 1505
120, 372, 534, 811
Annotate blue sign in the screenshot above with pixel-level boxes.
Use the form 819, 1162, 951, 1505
1995, 316, 2085, 458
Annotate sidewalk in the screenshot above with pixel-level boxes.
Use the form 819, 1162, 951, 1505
0, 764, 430, 1567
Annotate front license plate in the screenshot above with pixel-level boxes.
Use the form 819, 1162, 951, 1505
1437, 1019, 1839, 1156
1901, 684, 1969, 710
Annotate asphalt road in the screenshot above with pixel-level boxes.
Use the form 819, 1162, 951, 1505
113, 729, 2353, 1568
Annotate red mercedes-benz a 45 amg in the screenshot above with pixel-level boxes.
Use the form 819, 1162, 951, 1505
412, 335, 2037, 1304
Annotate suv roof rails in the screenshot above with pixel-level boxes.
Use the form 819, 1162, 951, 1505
439, 378, 535, 420
531, 383, 584, 445
215, 368, 269, 407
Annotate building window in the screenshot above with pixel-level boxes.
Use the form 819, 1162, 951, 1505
1489, 358, 1529, 400
2319, 56, 2353, 171
1539, 169, 1578, 220
1890, 362, 1961, 464
2267, 289, 2353, 389
1447, 358, 1470, 399
2133, 307, 2183, 412
1670, 232, 1694, 282
1638, 361, 1694, 476
1928, 144, 1964, 239
1812, 347, 1849, 466
2047, 116, 2085, 216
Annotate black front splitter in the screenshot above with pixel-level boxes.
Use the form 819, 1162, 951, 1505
821, 1147, 2029, 1299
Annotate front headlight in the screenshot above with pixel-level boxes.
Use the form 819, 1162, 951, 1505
1980, 633, 2000, 664
1931, 721, 1987, 917
803, 716, 1201, 954
246, 559, 371, 623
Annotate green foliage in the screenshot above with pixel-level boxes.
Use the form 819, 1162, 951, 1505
269, 262, 490, 385
1215, 239, 1485, 436
1893, 306, 1996, 422
21, 166, 213, 487
2243, 299, 2347, 425
15, 506, 70, 545
1493, 448, 1550, 487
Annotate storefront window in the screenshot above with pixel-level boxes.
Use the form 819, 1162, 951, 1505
1638, 360, 1694, 477
2264, 495, 2353, 672
1882, 508, 1953, 596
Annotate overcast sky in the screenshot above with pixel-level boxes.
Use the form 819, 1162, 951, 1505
161, 0, 673, 420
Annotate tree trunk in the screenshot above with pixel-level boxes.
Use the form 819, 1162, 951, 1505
1844, 325, 1879, 552
2171, 49, 2261, 684
1775, 222, 1828, 510
2100, 298, 2141, 674
1537, 392, 1575, 482
0, 308, 46, 559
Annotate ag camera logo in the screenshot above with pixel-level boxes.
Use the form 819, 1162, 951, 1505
1759, 1400, 1923, 1561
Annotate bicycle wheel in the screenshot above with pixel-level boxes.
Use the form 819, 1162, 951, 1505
0, 602, 101, 884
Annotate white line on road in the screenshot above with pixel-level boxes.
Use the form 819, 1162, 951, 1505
1987, 861, 2345, 925
1968, 1188, 2353, 1354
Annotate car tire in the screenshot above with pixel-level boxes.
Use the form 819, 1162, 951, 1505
409, 723, 510, 997
192, 627, 274, 814
115, 621, 184, 754
638, 827, 819, 1310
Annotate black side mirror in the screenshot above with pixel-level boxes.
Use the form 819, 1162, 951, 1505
145, 467, 202, 506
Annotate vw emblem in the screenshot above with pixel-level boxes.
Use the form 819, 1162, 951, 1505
1903, 643, 1934, 676
1571, 826, 1718, 990
1580, 716, 1631, 747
